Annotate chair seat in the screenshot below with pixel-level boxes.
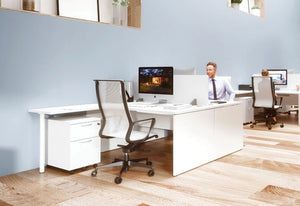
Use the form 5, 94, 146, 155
256, 105, 281, 109
274, 105, 281, 109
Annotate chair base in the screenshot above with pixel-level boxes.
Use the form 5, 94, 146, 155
91, 152, 154, 184
250, 114, 284, 130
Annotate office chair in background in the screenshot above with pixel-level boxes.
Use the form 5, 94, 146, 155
250, 76, 284, 130
92, 80, 158, 184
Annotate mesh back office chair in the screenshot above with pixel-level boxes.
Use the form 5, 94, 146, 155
91, 80, 158, 184
250, 76, 284, 130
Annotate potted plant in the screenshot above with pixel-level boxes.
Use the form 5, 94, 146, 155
112, 0, 129, 6
251, 5, 261, 17
231, 0, 242, 10
120, 0, 129, 7
112, 0, 129, 26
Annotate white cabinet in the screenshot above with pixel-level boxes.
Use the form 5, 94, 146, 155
48, 116, 101, 171
214, 104, 244, 155
172, 103, 243, 176
235, 97, 254, 124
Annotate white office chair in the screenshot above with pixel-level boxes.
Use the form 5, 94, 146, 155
250, 76, 284, 130
91, 80, 157, 184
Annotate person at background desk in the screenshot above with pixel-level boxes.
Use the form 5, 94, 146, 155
206, 62, 235, 101
261, 69, 278, 124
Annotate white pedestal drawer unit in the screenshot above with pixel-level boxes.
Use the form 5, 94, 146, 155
47, 116, 101, 171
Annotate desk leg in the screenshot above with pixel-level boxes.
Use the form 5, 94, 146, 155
298, 94, 300, 126
39, 114, 46, 173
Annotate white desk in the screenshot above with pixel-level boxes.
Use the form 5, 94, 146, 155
29, 102, 243, 176
130, 102, 243, 175
276, 90, 300, 95
235, 90, 252, 96
276, 90, 300, 124
235, 89, 300, 125
29, 104, 99, 173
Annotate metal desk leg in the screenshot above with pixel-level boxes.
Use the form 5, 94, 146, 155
39, 114, 46, 173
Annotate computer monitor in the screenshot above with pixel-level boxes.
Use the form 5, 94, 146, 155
267, 69, 287, 85
139, 67, 173, 95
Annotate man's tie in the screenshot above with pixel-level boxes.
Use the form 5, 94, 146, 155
212, 79, 217, 100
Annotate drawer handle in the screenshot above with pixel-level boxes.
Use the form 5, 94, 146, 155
81, 123, 93, 127
80, 139, 93, 143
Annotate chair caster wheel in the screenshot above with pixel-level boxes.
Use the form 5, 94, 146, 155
114, 176, 122, 184
280, 124, 284, 128
146, 161, 152, 165
268, 125, 272, 130
148, 170, 155, 177
91, 170, 97, 177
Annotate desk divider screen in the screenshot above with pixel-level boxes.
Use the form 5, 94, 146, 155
173, 75, 208, 106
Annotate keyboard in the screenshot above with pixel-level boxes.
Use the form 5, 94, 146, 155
210, 100, 227, 104
128, 102, 155, 108
162, 104, 192, 110
129, 102, 192, 110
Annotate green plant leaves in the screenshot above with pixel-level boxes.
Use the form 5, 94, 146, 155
112, 0, 129, 7
231, 0, 242, 3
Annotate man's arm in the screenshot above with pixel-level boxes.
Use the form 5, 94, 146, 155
224, 80, 235, 101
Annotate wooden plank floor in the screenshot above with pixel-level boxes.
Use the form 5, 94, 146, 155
0, 113, 300, 205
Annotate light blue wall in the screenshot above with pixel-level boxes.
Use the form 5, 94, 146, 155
0, 0, 299, 176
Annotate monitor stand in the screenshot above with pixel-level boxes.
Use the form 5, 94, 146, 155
137, 94, 172, 104
157, 99, 168, 104
152, 95, 168, 104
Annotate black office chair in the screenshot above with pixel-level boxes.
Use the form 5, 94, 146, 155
91, 80, 158, 184
250, 76, 284, 130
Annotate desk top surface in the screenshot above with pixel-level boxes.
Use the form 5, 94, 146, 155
276, 90, 300, 95
129, 101, 240, 115
29, 104, 99, 115
234, 90, 252, 95
29, 101, 241, 116
235, 89, 300, 95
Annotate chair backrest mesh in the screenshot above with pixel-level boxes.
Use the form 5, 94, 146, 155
95, 80, 131, 138
252, 76, 274, 108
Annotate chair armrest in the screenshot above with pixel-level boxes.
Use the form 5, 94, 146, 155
133, 118, 155, 125
126, 118, 157, 143
132, 118, 156, 136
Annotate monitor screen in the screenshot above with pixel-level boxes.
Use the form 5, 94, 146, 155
267, 69, 287, 85
139, 67, 173, 95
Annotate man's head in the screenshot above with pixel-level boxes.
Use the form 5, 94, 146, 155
261, 69, 269, 76
206, 62, 217, 79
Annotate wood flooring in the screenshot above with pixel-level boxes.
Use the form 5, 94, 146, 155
0, 113, 300, 206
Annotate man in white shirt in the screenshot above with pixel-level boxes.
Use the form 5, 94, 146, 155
206, 62, 235, 101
